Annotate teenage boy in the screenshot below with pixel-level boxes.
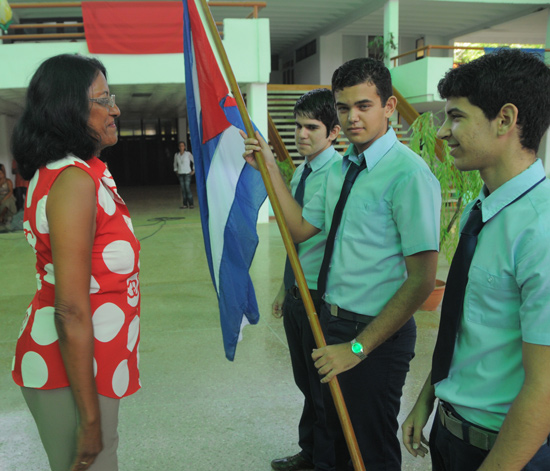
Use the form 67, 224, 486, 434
244, 58, 440, 470
270, 89, 342, 471
402, 49, 550, 471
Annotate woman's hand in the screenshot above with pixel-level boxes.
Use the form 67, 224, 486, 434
71, 420, 103, 470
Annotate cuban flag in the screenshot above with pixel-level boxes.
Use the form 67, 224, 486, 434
183, 0, 267, 361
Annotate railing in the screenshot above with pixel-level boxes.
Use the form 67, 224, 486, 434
1, 1, 266, 42
391, 44, 550, 67
267, 84, 446, 168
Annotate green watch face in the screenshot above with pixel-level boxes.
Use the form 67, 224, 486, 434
351, 342, 363, 354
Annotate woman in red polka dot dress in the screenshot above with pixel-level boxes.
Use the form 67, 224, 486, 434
11, 54, 140, 471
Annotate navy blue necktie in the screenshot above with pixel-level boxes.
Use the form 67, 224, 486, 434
283, 164, 312, 290
317, 159, 367, 296
431, 201, 484, 384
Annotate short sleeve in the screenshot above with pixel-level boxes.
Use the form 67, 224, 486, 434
302, 179, 327, 230
516, 232, 550, 345
393, 168, 441, 256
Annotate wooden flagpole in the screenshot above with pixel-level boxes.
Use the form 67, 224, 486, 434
194, 1, 365, 469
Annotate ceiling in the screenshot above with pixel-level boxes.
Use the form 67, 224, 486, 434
2, 0, 549, 120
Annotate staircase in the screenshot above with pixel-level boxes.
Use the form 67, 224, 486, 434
267, 84, 410, 167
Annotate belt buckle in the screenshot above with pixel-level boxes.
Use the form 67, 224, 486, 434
330, 304, 338, 317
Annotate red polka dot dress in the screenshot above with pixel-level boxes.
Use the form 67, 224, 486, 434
12, 155, 141, 399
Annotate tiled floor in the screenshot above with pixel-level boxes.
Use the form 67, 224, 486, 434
0, 184, 448, 471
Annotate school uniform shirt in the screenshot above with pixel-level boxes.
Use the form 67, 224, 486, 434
302, 127, 441, 316
291, 146, 342, 289
435, 159, 550, 431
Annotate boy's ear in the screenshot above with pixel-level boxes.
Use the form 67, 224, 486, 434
329, 124, 341, 142
497, 103, 519, 137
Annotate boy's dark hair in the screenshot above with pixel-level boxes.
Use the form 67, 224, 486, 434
12, 54, 107, 180
331, 58, 393, 105
293, 88, 339, 137
438, 48, 550, 153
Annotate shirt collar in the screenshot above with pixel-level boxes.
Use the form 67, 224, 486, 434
478, 159, 546, 222
306, 145, 337, 172
342, 127, 397, 172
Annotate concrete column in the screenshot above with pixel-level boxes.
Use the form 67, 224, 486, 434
384, 0, 399, 69
244, 82, 269, 223
177, 117, 187, 144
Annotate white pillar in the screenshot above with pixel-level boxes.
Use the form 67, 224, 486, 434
245, 82, 269, 223
177, 117, 187, 144
384, 0, 399, 69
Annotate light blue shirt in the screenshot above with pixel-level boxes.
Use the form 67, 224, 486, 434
291, 146, 342, 290
302, 127, 441, 315
435, 159, 550, 431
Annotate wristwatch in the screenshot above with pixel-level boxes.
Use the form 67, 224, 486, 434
350, 338, 367, 361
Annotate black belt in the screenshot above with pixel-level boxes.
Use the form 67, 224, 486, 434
325, 302, 375, 325
288, 285, 320, 302
438, 402, 498, 451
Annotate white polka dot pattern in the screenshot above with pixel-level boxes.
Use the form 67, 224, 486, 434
90, 276, 100, 294
98, 184, 116, 216
44, 263, 55, 285
21, 351, 48, 387
112, 360, 129, 397
46, 155, 88, 170
92, 303, 125, 342
18, 307, 32, 339
102, 240, 135, 275
23, 221, 37, 253
30, 306, 58, 346
35, 196, 49, 234
123, 215, 135, 234
127, 316, 139, 352
35, 273, 42, 291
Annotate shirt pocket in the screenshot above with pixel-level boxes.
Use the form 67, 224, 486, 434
340, 197, 390, 243
465, 265, 520, 328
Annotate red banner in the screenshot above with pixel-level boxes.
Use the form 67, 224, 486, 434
82, 1, 183, 54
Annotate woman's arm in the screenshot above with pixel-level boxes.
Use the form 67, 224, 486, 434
47, 166, 102, 471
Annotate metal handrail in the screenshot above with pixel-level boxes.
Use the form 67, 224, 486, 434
391, 44, 550, 67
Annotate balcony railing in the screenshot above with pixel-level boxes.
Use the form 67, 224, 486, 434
1, 1, 266, 43
391, 44, 550, 67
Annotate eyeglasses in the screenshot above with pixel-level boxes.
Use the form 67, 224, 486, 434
89, 94, 116, 108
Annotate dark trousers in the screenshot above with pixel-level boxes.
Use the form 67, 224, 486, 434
177, 173, 193, 206
319, 303, 416, 471
430, 404, 550, 471
283, 291, 334, 471
14, 187, 26, 212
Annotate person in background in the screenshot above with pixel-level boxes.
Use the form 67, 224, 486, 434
0, 163, 16, 227
270, 88, 342, 471
174, 141, 195, 208
12, 159, 28, 211
11, 53, 141, 471
402, 49, 550, 471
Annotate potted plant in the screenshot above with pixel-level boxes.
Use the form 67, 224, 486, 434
408, 111, 483, 310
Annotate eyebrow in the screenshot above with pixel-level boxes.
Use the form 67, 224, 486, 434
445, 106, 465, 115
335, 99, 373, 107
